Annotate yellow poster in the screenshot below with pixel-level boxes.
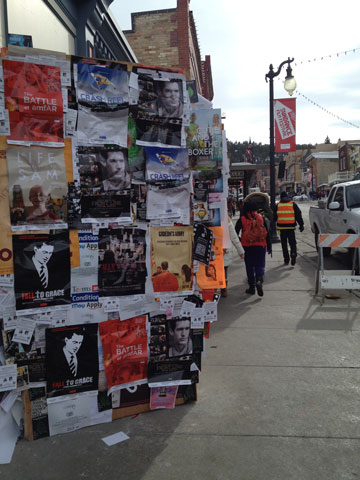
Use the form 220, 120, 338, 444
150, 226, 193, 293
0, 138, 13, 274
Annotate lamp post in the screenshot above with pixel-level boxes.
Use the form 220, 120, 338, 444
265, 57, 296, 242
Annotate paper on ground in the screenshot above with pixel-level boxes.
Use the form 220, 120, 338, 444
102, 431, 129, 446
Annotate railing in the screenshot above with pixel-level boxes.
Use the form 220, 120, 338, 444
328, 171, 354, 184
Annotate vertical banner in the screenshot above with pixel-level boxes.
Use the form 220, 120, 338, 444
274, 98, 296, 153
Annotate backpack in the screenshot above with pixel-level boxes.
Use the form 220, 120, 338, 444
242, 213, 267, 244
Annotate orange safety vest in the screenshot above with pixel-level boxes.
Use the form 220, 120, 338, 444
277, 201, 296, 230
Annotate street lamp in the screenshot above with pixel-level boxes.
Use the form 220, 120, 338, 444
265, 57, 296, 242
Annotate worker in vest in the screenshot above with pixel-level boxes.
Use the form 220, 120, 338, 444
275, 191, 304, 265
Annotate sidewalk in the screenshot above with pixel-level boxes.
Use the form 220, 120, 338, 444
1, 239, 360, 479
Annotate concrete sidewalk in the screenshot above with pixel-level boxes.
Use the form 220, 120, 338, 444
1, 239, 360, 479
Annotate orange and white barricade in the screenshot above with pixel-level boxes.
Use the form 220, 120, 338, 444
315, 233, 360, 301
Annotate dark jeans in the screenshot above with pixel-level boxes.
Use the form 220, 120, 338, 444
244, 246, 266, 285
280, 230, 297, 262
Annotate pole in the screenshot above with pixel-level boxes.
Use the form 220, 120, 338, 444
268, 67, 278, 242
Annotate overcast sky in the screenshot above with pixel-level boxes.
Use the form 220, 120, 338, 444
111, 0, 360, 146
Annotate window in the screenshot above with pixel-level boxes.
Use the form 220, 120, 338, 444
334, 187, 344, 210
346, 184, 360, 208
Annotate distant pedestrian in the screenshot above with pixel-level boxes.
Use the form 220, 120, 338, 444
275, 191, 304, 266
237, 200, 271, 297
222, 215, 244, 297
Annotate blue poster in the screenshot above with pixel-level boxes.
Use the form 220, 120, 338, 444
145, 146, 189, 181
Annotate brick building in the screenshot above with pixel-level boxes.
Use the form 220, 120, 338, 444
123, 0, 214, 100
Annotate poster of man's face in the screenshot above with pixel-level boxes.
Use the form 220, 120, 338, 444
12, 232, 71, 312
78, 146, 130, 195
46, 324, 99, 398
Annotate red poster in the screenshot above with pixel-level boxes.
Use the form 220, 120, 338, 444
274, 98, 296, 153
99, 316, 148, 392
3, 60, 63, 143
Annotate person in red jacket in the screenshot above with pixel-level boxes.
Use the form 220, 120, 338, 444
152, 261, 179, 292
238, 200, 271, 296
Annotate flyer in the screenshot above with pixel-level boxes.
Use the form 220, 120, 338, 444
146, 181, 191, 221
6, 145, 68, 230
98, 228, 147, 297
0, 140, 13, 275
99, 316, 148, 393
150, 226, 193, 293
46, 324, 99, 397
77, 106, 128, 147
150, 386, 178, 409
3, 59, 64, 144
13, 231, 71, 313
193, 224, 213, 265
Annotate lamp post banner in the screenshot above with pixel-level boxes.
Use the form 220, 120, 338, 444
274, 98, 296, 153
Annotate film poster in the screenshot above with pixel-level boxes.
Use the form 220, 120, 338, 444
196, 226, 225, 289
13, 231, 71, 313
135, 74, 185, 147
77, 145, 131, 221
98, 227, 146, 297
145, 146, 189, 182
3, 59, 63, 144
46, 323, 99, 397
99, 316, 148, 393
150, 226, 193, 293
7, 145, 67, 230
0, 140, 13, 274
186, 108, 222, 170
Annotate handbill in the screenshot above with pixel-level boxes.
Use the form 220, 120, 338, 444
3, 59, 64, 144
0, 364, 17, 392
150, 226, 193, 293
0, 140, 13, 275
77, 106, 128, 147
13, 231, 71, 313
186, 108, 222, 170
146, 181, 191, 220
98, 227, 147, 297
150, 386, 178, 409
7, 145, 67, 230
193, 223, 213, 265
99, 316, 148, 393
46, 324, 99, 397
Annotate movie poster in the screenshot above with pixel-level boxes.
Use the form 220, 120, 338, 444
146, 181, 191, 221
148, 313, 198, 386
150, 386, 178, 409
150, 226, 193, 293
145, 146, 189, 182
99, 316, 148, 393
46, 323, 99, 397
196, 226, 225, 289
3, 59, 64, 144
13, 231, 71, 313
186, 109, 223, 170
75, 62, 129, 146
0, 140, 13, 275
135, 73, 186, 147
131, 184, 147, 222
77, 145, 131, 221
7, 145, 67, 230
98, 228, 146, 297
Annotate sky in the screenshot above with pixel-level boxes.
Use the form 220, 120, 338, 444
110, 0, 360, 146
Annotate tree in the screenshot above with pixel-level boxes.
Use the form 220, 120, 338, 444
324, 136, 331, 144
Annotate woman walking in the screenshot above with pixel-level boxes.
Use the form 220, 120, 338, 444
237, 200, 271, 297
222, 215, 244, 297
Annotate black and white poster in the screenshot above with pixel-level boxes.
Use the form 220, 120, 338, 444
13, 231, 71, 313
98, 228, 147, 297
77, 145, 131, 221
46, 323, 99, 398
193, 224, 213, 265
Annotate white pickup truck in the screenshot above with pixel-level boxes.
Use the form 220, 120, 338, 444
309, 180, 360, 257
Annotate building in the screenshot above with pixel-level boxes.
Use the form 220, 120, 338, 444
304, 151, 339, 191
330, 141, 360, 184
0, 0, 137, 62
123, 0, 214, 100
278, 150, 307, 195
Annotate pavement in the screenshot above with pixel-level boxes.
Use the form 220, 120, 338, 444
1, 223, 360, 479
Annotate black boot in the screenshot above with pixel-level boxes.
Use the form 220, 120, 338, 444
245, 284, 256, 295
255, 276, 264, 297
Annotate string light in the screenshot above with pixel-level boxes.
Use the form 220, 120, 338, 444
294, 46, 360, 66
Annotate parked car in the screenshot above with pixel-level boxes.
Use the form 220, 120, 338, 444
309, 180, 360, 257
293, 194, 309, 201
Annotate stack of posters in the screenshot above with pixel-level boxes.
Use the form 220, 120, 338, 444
0, 47, 227, 450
